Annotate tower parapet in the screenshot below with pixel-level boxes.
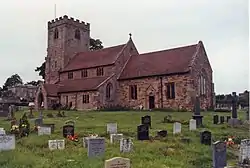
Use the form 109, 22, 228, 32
48, 15, 90, 31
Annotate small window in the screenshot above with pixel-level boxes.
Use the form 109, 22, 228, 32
106, 83, 112, 100
83, 95, 89, 104
166, 83, 175, 99
96, 67, 104, 76
65, 96, 68, 105
81, 69, 88, 78
54, 28, 59, 39
68, 72, 73, 79
55, 61, 57, 68
75, 29, 81, 40
129, 85, 137, 100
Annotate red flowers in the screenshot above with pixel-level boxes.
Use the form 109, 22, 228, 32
225, 136, 235, 146
67, 134, 79, 142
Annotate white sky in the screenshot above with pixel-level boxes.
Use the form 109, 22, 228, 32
0, 0, 249, 94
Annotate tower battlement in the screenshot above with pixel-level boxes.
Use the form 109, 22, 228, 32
48, 15, 90, 30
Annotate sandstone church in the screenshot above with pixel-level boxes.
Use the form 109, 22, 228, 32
35, 15, 215, 111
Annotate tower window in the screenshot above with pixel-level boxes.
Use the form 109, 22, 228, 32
129, 85, 137, 100
54, 28, 59, 39
75, 29, 81, 40
81, 69, 88, 78
68, 72, 73, 79
96, 67, 104, 76
166, 82, 175, 99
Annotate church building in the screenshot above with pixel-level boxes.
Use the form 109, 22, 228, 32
35, 15, 215, 111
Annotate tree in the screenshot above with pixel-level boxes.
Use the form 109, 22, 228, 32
35, 38, 104, 79
25, 80, 42, 86
3, 74, 23, 90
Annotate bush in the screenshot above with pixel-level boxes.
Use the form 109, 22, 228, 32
98, 104, 131, 111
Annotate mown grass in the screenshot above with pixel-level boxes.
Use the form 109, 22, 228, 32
0, 110, 248, 168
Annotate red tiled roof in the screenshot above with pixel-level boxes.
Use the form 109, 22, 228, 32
62, 44, 126, 72
44, 84, 59, 97
57, 77, 108, 93
119, 43, 198, 80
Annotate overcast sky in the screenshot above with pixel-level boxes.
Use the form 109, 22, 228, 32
0, 0, 248, 94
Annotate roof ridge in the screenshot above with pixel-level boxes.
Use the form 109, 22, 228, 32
96, 74, 115, 88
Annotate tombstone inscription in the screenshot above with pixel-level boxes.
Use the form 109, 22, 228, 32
107, 123, 117, 134
120, 138, 133, 153
105, 157, 131, 168
87, 137, 105, 157
63, 125, 74, 138
0, 135, 15, 151
189, 119, 197, 131
137, 124, 149, 140
110, 133, 123, 144
200, 131, 212, 145
173, 122, 181, 134
239, 139, 250, 165
38, 127, 51, 136
212, 141, 227, 168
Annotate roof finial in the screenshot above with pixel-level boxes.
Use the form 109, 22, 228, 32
129, 33, 132, 39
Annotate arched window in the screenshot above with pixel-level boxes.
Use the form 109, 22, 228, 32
198, 69, 207, 96
54, 28, 59, 39
75, 29, 81, 40
106, 83, 113, 100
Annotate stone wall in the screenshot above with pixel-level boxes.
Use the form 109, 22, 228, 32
117, 74, 194, 111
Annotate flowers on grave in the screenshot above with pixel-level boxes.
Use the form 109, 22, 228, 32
89, 134, 98, 138
225, 136, 235, 147
19, 113, 30, 137
10, 124, 19, 135
67, 134, 79, 142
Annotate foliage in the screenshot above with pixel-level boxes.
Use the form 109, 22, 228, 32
35, 38, 104, 79
25, 80, 42, 86
2, 74, 23, 90
98, 104, 131, 111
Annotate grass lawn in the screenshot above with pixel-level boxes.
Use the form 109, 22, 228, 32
0, 110, 248, 168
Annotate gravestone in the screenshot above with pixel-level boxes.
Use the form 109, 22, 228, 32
220, 116, 225, 124
63, 125, 74, 138
41, 124, 55, 133
157, 130, 168, 137
189, 119, 197, 131
105, 157, 130, 168
48, 140, 58, 150
0, 103, 9, 117
107, 123, 117, 134
200, 131, 212, 145
213, 115, 219, 124
83, 137, 91, 148
192, 96, 203, 127
34, 118, 43, 126
173, 122, 181, 134
0, 128, 5, 135
87, 137, 105, 158
141, 115, 151, 128
239, 139, 250, 165
38, 126, 51, 136
229, 92, 241, 127
212, 141, 227, 168
110, 133, 123, 144
120, 138, 133, 153
226, 116, 231, 123
137, 124, 149, 140
57, 139, 65, 150
0, 135, 15, 151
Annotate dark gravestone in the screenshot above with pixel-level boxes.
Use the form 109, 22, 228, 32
200, 131, 212, 145
213, 115, 219, 124
212, 141, 227, 168
63, 125, 74, 138
141, 115, 151, 128
192, 96, 203, 127
226, 116, 231, 122
220, 116, 224, 124
0, 104, 9, 117
157, 130, 168, 138
34, 118, 43, 126
137, 124, 149, 140
232, 92, 237, 118
41, 124, 55, 133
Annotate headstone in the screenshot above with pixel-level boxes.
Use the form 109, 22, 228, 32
137, 124, 149, 140
200, 131, 212, 145
87, 137, 105, 157
83, 137, 90, 148
189, 119, 197, 131
48, 140, 58, 150
120, 138, 133, 153
173, 122, 181, 134
110, 133, 123, 144
239, 139, 250, 164
34, 118, 43, 126
226, 116, 231, 123
38, 126, 51, 136
220, 116, 225, 124
56, 139, 65, 150
192, 96, 203, 127
0, 103, 9, 117
157, 130, 168, 137
141, 115, 151, 128
107, 123, 117, 134
231, 92, 238, 118
63, 125, 74, 138
0, 135, 15, 151
212, 141, 227, 168
41, 124, 55, 133
213, 115, 219, 124
105, 157, 130, 168
0, 128, 6, 135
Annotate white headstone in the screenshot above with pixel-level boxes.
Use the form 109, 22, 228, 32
38, 127, 51, 136
107, 123, 117, 134
87, 137, 105, 157
57, 139, 65, 150
105, 157, 130, 168
110, 134, 123, 144
239, 139, 250, 163
0, 128, 6, 135
0, 135, 15, 151
48, 140, 57, 150
189, 119, 197, 131
120, 138, 133, 153
173, 122, 181, 134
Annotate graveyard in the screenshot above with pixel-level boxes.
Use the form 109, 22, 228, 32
0, 109, 249, 168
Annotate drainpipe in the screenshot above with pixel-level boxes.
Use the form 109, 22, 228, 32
160, 77, 163, 108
